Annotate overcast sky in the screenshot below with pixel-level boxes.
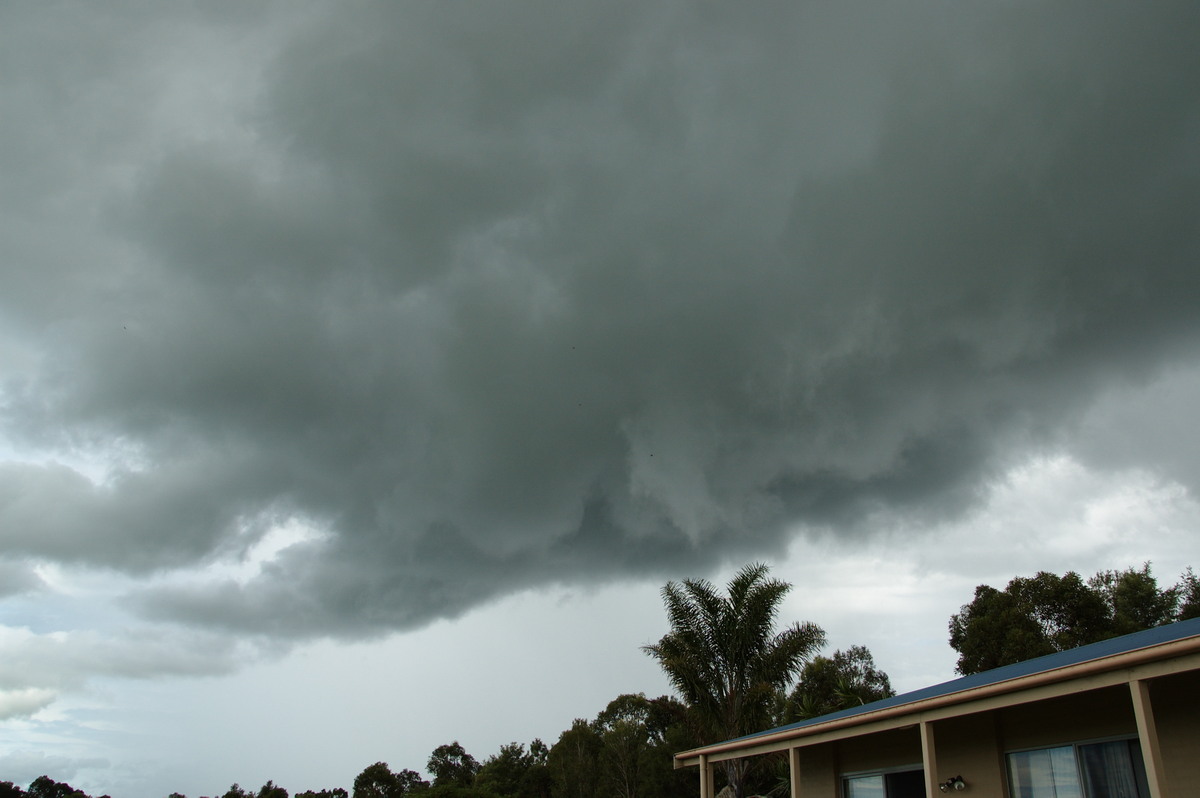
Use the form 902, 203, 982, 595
2, 1, 1200, 796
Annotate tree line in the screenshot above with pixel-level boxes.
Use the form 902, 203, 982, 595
2, 562, 1193, 798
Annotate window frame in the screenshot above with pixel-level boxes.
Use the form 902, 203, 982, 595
1004, 735, 1148, 798
841, 763, 925, 798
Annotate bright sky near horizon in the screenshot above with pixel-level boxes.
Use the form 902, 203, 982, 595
2, 3, 1200, 797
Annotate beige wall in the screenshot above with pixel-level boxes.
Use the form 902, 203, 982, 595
930, 712, 1006, 798
996, 684, 1138, 751
793, 744, 838, 798
837, 727, 922, 775
783, 726, 923, 798
1149, 671, 1200, 796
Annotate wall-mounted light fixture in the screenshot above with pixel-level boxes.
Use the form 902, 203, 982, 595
938, 776, 966, 792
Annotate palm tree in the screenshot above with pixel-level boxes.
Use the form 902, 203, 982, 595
643, 563, 825, 798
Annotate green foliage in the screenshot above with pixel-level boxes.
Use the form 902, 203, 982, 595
420, 788, 495, 798
519, 743, 551, 798
643, 564, 825, 798
787, 645, 896, 721
544, 697, 694, 798
396, 772, 428, 796
257, 782, 288, 798
547, 720, 602, 798
643, 564, 826, 740
1091, 563, 1180, 634
0, 783, 26, 798
594, 695, 652, 798
296, 790, 349, 798
475, 742, 540, 798
26, 777, 87, 798
427, 743, 479, 790
950, 563, 1197, 674
1180, 568, 1200, 620
353, 763, 427, 798
222, 785, 254, 798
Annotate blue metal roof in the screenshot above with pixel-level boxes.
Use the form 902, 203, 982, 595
734, 616, 1200, 744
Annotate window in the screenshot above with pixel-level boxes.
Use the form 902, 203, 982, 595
843, 769, 924, 798
1006, 739, 1150, 798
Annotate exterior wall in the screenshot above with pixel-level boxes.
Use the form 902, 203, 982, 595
836, 727, 922, 775
784, 727, 923, 798
930, 712, 1006, 798
793, 744, 839, 798
996, 684, 1137, 751
1150, 671, 1200, 796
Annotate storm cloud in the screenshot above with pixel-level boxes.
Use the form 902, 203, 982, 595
2, 0, 1199, 641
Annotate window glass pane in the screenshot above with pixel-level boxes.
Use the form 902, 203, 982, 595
844, 774, 885, 798
1077, 740, 1147, 798
884, 769, 926, 798
1007, 746, 1083, 798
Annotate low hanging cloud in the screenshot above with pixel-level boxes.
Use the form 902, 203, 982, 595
0, 624, 260, 695
0, 689, 57, 722
2, 1, 1199, 640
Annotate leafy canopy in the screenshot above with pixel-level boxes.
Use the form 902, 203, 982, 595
949, 563, 1198, 674
787, 645, 895, 721
644, 563, 826, 738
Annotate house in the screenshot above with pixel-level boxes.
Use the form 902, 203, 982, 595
674, 617, 1200, 798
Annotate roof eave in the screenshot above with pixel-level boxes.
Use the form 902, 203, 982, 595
674, 633, 1200, 768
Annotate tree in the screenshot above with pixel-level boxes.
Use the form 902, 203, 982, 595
1090, 563, 1178, 634
475, 742, 532, 798
26, 778, 86, 798
643, 563, 826, 798
1179, 568, 1200, 620
427, 742, 479, 789
296, 790, 349, 798
0, 783, 25, 798
640, 697, 701, 798
395, 772, 428, 796
547, 720, 601, 798
949, 564, 1196, 674
517, 740, 550, 798
787, 645, 895, 721
594, 695, 653, 798
257, 783, 288, 798
353, 763, 426, 798
222, 786, 253, 798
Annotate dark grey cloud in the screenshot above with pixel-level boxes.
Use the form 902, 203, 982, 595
0, 562, 43, 600
2, 1, 1199, 638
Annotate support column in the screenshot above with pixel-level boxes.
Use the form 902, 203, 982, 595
788, 747, 801, 798
920, 720, 938, 798
699, 754, 714, 798
1129, 679, 1167, 798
